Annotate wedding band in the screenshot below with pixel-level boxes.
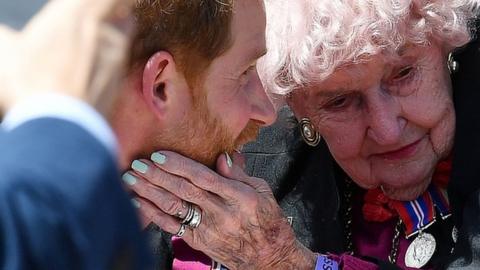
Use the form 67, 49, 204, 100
186, 206, 202, 228
180, 203, 194, 224
175, 224, 187, 237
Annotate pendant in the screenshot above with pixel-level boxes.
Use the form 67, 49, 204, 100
405, 232, 436, 268
452, 226, 458, 243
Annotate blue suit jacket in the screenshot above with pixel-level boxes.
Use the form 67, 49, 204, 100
0, 118, 150, 269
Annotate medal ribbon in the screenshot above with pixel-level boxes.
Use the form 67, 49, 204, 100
390, 185, 450, 238
362, 157, 452, 237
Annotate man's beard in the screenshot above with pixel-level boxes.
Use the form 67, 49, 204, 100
153, 95, 260, 168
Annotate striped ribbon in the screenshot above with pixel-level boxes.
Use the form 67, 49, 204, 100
391, 185, 450, 238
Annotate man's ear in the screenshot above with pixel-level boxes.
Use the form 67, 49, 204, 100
141, 51, 185, 121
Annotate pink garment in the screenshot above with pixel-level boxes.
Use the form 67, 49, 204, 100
330, 254, 378, 270
172, 237, 211, 270
171, 236, 379, 270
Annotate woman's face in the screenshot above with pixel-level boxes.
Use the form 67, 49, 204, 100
288, 43, 455, 200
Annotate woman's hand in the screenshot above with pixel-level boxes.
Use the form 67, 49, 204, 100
124, 151, 316, 269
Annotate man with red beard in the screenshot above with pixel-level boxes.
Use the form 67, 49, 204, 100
111, 0, 275, 169
111, 1, 276, 268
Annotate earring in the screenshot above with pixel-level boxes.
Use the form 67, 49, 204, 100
447, 53, 459, 74
299, 118, 321, 147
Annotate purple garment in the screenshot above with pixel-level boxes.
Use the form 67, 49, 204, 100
352, 193, 432, 270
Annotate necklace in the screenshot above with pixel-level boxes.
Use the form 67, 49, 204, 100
343, 178, 403, 264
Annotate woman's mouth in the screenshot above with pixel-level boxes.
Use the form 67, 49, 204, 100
374, 137, 424, 161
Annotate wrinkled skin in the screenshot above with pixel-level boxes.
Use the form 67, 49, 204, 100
289, 43, 455, 201
126, 151, 316, 269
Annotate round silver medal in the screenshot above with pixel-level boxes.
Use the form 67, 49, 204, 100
405, 232, 436, 268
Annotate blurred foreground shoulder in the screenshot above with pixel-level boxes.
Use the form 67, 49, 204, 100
0, 118, 150, 269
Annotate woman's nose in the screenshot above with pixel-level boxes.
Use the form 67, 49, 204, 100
366, 92, 404, 146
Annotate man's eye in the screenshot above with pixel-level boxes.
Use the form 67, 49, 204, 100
242, 65, 255, 76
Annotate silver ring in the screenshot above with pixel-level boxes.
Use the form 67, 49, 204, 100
175, 224, 187, 237
186, 206, 202, 228
180, 203, 194, 224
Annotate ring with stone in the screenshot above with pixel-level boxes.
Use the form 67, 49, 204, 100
185, 206, 202, 228
175, 201, 189, 219
176, 224, 187, 237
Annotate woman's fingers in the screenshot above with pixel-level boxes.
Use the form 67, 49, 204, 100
136, 204, 153, 229
123, 172, 190, 220
125, 152, 299, 269
129, 159, 223, 208
216, 153, 273, 195
147, 151, 250, 201
132, 196, 183, 233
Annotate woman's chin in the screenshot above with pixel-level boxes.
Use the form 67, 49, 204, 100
381, 180, 431, 201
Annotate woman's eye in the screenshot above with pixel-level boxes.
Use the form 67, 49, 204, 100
393, 66, 414, 81
327, 96, 349, 109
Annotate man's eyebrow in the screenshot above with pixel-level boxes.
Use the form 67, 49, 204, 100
257, 49, 268, 58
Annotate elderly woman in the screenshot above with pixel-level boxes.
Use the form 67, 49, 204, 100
256, 0, 480, 268
129, 0, 480, 269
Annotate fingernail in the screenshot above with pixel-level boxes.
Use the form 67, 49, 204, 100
122, 172, 137, 186
225, 152, 233, 168
151, 152, 166, 165
131, 160, 148, 174
131, 198, 141, 209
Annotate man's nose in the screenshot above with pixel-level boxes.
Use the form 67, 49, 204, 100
250, 72, 277, 126
366, 90, 404, 146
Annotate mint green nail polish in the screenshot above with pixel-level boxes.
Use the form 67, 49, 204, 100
151, 152, 166, 165
225, 152, 233, 168
131, 160, 148, 174
131, 198, 141, 209
122, 172, 137, 186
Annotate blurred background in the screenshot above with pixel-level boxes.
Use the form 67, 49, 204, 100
0, 0, 46, 29
0, 0, 47, 120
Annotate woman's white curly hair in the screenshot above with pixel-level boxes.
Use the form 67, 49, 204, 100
260, 0, 480, 95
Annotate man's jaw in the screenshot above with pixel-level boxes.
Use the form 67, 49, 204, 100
234, 121, 261, 147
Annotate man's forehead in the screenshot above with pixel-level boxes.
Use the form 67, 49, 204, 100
229, 0, 266, 61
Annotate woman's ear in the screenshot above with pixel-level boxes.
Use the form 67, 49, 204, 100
141, 51, 183, 121
286, 91, 308, 119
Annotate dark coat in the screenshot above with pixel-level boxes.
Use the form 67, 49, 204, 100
446, 23, 480, 269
